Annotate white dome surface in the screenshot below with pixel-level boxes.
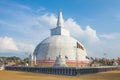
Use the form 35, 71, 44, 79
34, 35, 88, 61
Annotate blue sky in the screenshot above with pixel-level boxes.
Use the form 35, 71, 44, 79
0, 0, 120, 59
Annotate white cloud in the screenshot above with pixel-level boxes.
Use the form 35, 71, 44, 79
64, 18, 99, 43
36, 6, 46, 13
100, 33, 120, 39
64, 18, 83, 37
0, 36, 35, 56
84, 26, 99, 43
17, 42, 35, 54
85, 32, 120, 58
37, 13, 57, 28
0, 36, 18, 52
1, 1, 31, 11
12, 3, 31, 11
100, 34, 115, 39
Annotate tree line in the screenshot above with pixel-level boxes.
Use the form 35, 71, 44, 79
87, 57, 120, 66
0, 56, 29, 66
0, 56, 120, 66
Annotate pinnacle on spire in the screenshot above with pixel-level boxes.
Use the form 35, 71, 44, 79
57, 10, 64, 27
51, 10, 70, 36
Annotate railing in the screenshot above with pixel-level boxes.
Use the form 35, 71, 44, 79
5, 66, 119, 76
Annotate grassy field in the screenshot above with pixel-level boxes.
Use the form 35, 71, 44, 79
0, 70, 120, 80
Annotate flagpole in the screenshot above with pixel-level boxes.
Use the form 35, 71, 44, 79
76, 42, 79, 76
76, 44, 78, 69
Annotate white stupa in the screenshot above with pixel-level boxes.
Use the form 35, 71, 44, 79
33, 10, 89, 67
53, 49, 67, 67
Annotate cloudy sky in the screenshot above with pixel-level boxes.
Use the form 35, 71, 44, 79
0, 0, 120, 59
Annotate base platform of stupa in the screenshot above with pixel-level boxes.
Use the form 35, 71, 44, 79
5, 66, 120, 76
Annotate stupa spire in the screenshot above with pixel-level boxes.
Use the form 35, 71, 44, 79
57, 10, 64, 27
51, 10, 70, 36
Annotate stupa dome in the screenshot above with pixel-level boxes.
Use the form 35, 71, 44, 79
33, 10, 89, 67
